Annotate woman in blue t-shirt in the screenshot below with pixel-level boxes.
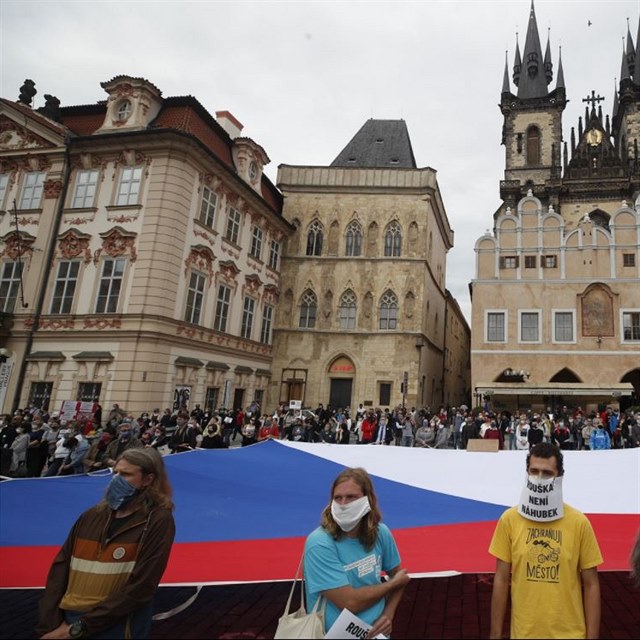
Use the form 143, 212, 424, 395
304, 467, 410, 637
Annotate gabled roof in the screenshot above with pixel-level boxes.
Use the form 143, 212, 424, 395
331, 119, 417, 169
0, 98, 68, 142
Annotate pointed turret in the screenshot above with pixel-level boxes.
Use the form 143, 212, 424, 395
626, 20, 636, 78
613, 78, 619, 116
621, 40, 631, 82
556, 46, 565, 90
517, 0, 549, 99
544, 29, 553, 85
502, 51, 511, 94
513, 35, 522, 86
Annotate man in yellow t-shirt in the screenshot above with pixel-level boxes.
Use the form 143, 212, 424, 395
489, 442, 602, 639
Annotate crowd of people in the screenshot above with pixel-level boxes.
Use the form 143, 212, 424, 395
1, 400, 639, 478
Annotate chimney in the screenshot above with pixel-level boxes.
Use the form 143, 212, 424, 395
216, 110, 243, 139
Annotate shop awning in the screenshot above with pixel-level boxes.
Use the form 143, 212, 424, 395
475, 382, 634, 397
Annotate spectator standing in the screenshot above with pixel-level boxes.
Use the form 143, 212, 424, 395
590, 420, 611, 450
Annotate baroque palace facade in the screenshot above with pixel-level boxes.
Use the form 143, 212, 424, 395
471, 5, 640, 413
0, 78, 470, 414
0, 76, 291, 415
272, 120, 469, 411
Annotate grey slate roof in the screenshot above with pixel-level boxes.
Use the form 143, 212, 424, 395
517, 3, 550, 99
331, 119, 417, 169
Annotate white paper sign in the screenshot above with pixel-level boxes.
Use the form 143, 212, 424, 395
324, 609, 386, 639
289, 400, 302, 410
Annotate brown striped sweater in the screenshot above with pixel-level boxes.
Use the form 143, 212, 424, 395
36, 502, 175, 637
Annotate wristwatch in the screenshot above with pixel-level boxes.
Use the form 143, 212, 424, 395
69, 619, 87, 638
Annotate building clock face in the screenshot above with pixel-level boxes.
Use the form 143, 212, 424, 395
586, 128, 603, 146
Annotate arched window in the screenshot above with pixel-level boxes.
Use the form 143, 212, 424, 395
588, 209, 610, 230
299, 289, 317, 328
384, 221, 402, 257
306, 220, 323, 256
526, 126, 540, 165
339, 290, 357, 330
345, 220, 362, 256
379, 290, 398, 330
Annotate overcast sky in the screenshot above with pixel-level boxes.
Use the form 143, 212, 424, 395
2, 0, 639, 322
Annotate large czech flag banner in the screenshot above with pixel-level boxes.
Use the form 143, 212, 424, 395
0, 441, 638, 588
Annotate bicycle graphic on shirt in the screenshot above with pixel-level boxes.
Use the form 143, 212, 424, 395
530, 539, 560, 564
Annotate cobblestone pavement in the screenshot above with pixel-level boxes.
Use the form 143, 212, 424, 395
2, 572, 638, 639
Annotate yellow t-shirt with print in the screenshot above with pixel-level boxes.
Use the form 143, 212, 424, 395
489, 503, 603, 639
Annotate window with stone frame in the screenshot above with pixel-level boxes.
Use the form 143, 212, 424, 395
260, 304, 273, 344
486, 311, 506, 342
622, 311, 640, 342
50, 260, 80, 314
519, 311, 540, 342
553, 311, 574, 342
379, 290, 398, 330
225, 207, 242, 245
95, 257, 126, 313
205, 387, 219, 413
299, 290, 317, 328
383, 221, 402, 257
526, 126, 541, 165
184, 271, 206, 325
268, 239, 280, 270
241, 296, 255, 339
250, 225, 263, 260
623, 253, 636, 267
115, 166, 142, 206
0, 261, 24, 313
0, 174, 9, 209
306, 220, 323, 256
339, 290, 357, 330
345, 220, 362, 256
72, 169, 99, 208
28, 381, 53, 410
77, 382, 102, 403
19, 171, 45, 209
199, 186, 218, 228
214, 284, 232, 333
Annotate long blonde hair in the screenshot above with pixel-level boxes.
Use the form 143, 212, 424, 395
321, 467, 382, 551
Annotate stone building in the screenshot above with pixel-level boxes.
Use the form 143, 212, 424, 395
270, 119, 469, 411
470, 5, 640, 413
0, 76, 291, 415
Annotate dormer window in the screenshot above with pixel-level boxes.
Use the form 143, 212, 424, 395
117, 101, 132, 121
249, 161, 258, 182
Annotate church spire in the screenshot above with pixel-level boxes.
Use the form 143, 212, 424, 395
626, 19, 636, 79
634, 16, 640, 81
517, 0, 549, 99
555, 46, 565, 90
621, 38, 631, 82
502, 51, 511, 93
544, 28, 553, 85
613, 78, 619, 117
513, 33, 522, 86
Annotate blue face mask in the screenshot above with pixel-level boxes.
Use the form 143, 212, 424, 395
106, 473, 139, 510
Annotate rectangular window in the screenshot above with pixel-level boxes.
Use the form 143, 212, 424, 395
115, 166, 142, 206
214, 284, 231, 333
543, 255, 558, 268
379, 383, 391, 406
339, 306, 356, 330
553, 311, 574, 343
260, 304, 273, 344
520, 311, 540, 342
77, 382, 102, 403
72, 169, 99, 208
50, 260, 80, 314
499, 256, 519, 269
95, 258, 126, 313
524, 255, 537, 269
28, 381, 53, 410
19, 171, 45, 209
254, 389, 264, 406
205, 386, 219, 413
622, 311, 640, 341
250, 226, 263, 259
0, 261, 23, 313
623, 253, 636, 267
184, 271, 206, 324
486, 311, 506, 342
241, 296, 255, 339
0, 174, 9, 208
199, 186, 217, 228
268, 240, 280, 270
225, 207, 241, 244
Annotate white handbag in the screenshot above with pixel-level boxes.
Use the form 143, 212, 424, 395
274, 556, 326, 639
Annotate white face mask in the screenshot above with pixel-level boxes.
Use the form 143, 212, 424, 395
518, 474, 564, 522
331, 496, 371, 532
